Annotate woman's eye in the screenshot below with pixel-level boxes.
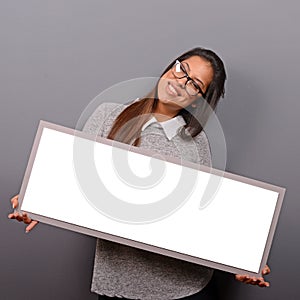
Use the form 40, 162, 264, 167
191, 81, 198, 90
180, 65, 187, 73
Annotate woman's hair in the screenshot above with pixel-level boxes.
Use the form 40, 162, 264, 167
107, 47, 227, 146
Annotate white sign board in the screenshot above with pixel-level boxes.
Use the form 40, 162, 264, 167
19, 121, 285, 276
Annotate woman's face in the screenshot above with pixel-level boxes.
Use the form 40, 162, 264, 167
157, 55, 214, 111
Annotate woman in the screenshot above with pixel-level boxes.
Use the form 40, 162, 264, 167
9, 47, 270, 299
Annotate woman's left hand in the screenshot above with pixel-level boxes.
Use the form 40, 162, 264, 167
235, 265, 271, 287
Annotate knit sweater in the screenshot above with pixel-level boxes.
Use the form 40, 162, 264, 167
82, 102, 213, 300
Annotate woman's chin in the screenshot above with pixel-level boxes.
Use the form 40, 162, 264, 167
158, 98, 186, 111
158, 97, 176, 105
159, 97, 173, 104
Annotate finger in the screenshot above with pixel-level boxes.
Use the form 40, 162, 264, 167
262, 265, 271, 275
245, 277, 258, 285
250, 277, 258, 285
258, 280, 270, 287
14, 212, 24, 222
257, 276, 264, 283
250, 277, 270, 287
241, 275, 250, 282
235, 274, 249, 282
235, 275, 242, 281
8, 213, 16, 219
25, 220, 38, 233
22, 213, 32, 225
10, 195, 19, 209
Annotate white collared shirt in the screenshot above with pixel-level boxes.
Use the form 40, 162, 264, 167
141, 115, 186, 140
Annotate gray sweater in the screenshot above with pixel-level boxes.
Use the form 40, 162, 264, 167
83, 102, 213, 299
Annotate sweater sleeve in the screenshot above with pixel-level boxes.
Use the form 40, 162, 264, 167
82, 102, 125, 137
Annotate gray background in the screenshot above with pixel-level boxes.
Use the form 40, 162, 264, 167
1, 0, 299, 299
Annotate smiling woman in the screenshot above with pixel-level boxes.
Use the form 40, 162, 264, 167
9, 47, 270, 299
107, 47, 226, 146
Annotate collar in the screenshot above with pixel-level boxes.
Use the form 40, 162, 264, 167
141, 115, 186, 140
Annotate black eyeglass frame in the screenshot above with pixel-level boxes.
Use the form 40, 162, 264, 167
171, 60, 206, 97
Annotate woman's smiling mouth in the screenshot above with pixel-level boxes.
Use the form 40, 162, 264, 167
166, 82, 181, 97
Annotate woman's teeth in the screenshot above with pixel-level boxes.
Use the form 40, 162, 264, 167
168, 83, 178, 96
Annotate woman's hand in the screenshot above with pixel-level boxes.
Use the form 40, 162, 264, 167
235, 265, 271, 287
7, 194, 39, 232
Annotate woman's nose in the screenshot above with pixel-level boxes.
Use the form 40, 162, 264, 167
174, 76, 187, 89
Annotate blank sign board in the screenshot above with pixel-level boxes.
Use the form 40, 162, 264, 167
19, 121, 285, 276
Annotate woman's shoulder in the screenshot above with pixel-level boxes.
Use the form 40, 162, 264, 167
93, 102, 126, 116
87, 102, 128, 124
95, 98, 139, 113
82, 102, 127, 135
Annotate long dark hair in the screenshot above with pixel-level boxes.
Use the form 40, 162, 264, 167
107, 47, 227, 145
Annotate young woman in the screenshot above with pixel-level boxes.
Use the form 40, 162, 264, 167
9, 47, 270, 299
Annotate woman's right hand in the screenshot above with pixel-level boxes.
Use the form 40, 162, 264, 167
8, 194, 39, 232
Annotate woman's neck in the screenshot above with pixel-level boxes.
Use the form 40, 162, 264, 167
153, 101, 180, 122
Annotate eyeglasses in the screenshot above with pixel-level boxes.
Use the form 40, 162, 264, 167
171, 60, 205, 97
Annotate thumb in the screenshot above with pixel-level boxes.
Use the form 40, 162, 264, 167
25, 220, 39, 233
